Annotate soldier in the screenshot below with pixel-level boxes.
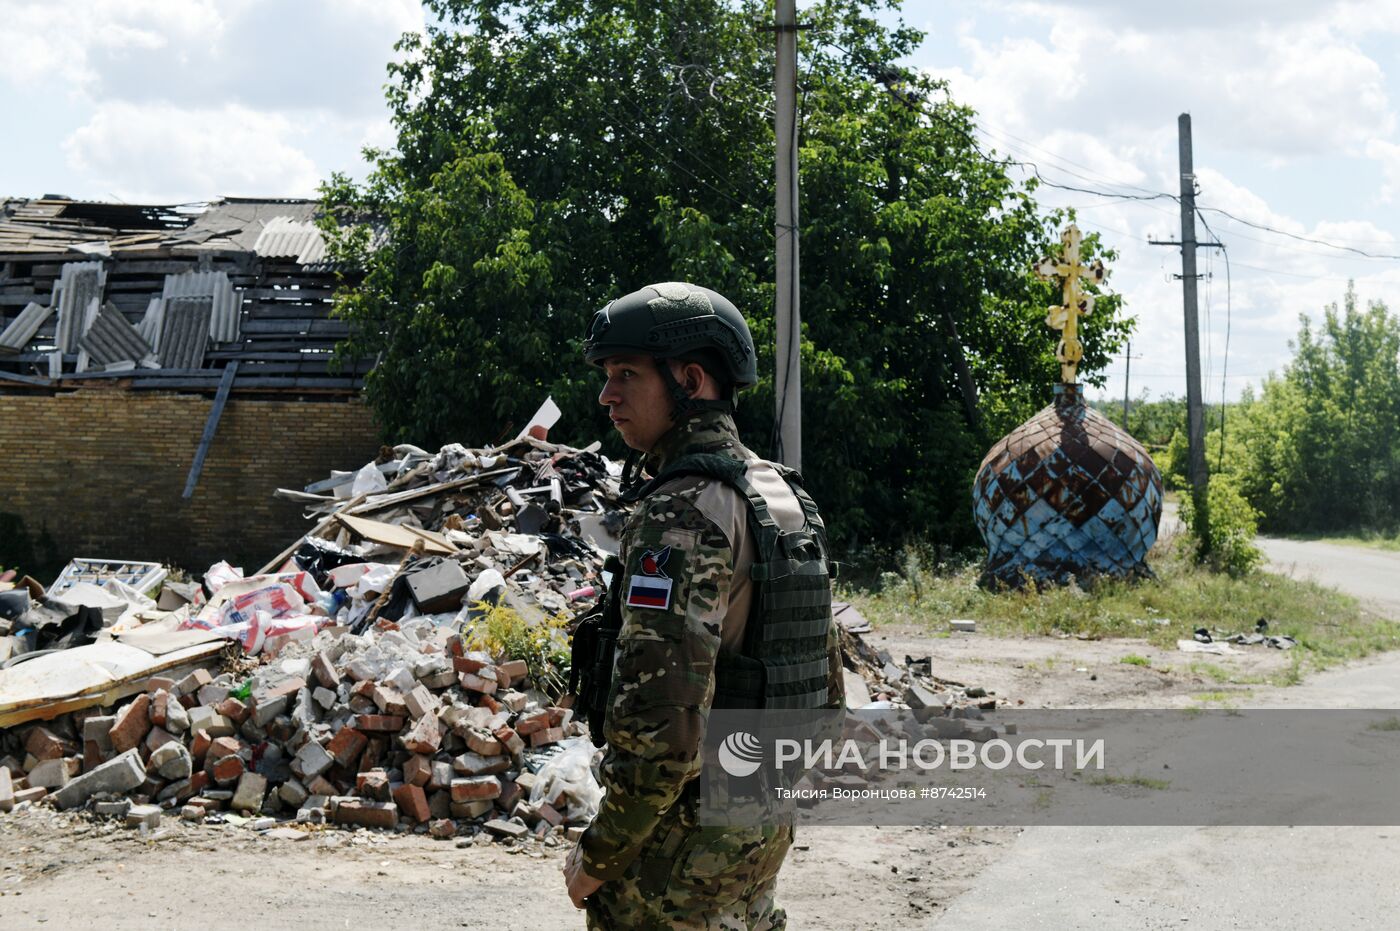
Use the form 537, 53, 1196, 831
562, 282, 844, 929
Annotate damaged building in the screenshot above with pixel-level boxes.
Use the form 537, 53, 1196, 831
0, 196, 381, 573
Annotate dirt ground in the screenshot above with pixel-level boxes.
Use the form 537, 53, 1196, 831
0, 628, 1301, 931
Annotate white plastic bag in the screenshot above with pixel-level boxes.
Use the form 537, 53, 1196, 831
529, 737, 603, 823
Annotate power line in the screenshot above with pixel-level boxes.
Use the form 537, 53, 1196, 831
1196, 209, 1232, 470
1197, 205, 1400, 261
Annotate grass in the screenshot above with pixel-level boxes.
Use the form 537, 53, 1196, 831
844, 537, 1400, 683
1088, 773, 1171, 790
1368, 716, 1400, 732
1275, 530, 1400, 552
1120, 654, 1151, 667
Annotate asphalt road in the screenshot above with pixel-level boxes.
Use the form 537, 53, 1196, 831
933, 531, 1400, 930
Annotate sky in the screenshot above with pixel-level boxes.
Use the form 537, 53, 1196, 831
3, 0, 1400, 406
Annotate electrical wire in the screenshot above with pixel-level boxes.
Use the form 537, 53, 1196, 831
1197, 209, 1232, 470
1196, 205, 1400, 261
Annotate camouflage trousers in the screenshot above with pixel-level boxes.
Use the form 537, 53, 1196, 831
584, 803, 794, 931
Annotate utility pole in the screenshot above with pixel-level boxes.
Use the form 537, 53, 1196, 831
773, 0, 801, 470
1122, 340, 1134, 428
1148, 114, 1223, 543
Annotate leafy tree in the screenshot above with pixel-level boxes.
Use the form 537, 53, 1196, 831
320, 0, 1131, 556
1224, 285, 1400, 533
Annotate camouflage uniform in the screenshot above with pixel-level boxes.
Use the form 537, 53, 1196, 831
580, 408, 844, 930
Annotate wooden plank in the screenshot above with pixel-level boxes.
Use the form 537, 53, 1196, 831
182, 361, 238, 499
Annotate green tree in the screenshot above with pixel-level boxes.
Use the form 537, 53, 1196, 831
1225, 285, 1400, 533
320, 0, 1131, 555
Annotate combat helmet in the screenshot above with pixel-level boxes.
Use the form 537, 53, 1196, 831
584, 282, 758, 418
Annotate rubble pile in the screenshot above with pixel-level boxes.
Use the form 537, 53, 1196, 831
0, 399, 991, 840
0, 627, 596, 842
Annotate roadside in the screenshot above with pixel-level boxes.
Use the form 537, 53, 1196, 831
5, 521, 1400, 929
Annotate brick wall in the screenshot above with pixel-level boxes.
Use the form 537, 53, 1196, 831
1, 389, 381, 577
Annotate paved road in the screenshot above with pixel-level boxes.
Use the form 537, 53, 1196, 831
934, 532, 1400, 930
1257, 535, 1400, 618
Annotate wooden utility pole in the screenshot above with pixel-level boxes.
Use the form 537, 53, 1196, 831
773, 0, 801, 469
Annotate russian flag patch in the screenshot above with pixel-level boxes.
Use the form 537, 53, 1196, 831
626, 574, 674, 610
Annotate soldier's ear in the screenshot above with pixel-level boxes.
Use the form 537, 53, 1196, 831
681, 361, 706, 397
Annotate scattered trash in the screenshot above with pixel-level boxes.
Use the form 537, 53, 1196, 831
949, 619, 977, 633
1176, 640, 1242, 655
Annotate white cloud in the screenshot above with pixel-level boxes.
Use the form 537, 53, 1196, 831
1367, 138, 1400, 203
0, 0, 423, 200
62, 102, 322, 202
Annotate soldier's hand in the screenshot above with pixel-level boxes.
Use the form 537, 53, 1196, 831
563, 840, 604, 909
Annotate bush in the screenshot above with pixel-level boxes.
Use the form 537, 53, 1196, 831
1180, 477, 1263, 577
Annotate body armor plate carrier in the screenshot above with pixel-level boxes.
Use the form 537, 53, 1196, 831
570, 454, 834, 748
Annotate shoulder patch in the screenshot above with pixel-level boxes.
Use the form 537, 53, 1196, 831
625, 573, 673, 610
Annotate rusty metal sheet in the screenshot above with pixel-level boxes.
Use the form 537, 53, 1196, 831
972, 383, 1163, 588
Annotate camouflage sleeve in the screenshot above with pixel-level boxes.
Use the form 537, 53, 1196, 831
579, 482, 732, 881
824, 621, 846, 710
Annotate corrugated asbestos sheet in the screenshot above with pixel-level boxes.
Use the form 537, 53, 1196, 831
161, 270, 241, 342
158, 296, 213, 369
0, 301, 52, 352
77, 302, 154, 367
54, 262, 106, 352
253, 216, 327, 265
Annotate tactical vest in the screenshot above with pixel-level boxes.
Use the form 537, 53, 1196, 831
569, 453, 834, 748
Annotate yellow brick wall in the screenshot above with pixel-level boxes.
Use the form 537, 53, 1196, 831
0, 389, 380, 576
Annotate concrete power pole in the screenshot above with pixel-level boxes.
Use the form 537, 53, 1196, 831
1176, 114, 1209, 530
1151, 114, 1221, 541
773, 0, 801, 469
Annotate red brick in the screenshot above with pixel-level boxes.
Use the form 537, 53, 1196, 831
458, 673, 497, 695
545, 707, 569, 727
403, 754, 432, 787
211, 755, 244, 785
189, 729, 212, 761
515, 711, 549, 736
372, 686, 407, 716
496, 779, 523, 812
308, 775, 338, 797
392, 784, 430, 823
24, 726, 66, 761
109, 694, 152, 753
356, 769, 391, 801
465, 731, 503, 756
260, 677, 306, 703
497, 659, 529, 681
429, 818, 457, 839
352, 714, 405, 733
207, 736, 242, 762
150, 690, 171, 728
312, 652, 340, 689
216, 697, 251, 725
494, 726, 525, 755
478, 694, 502, 714
536, 802, 564, 827
450, 776, 501, 802
401, 715, 441, 755
188, 771, 210, 797
529, 727, 564, 748
326, 727, 368, 767
146, 676, 176, 694
332, 798, 397, 829
452, 655, 489, 675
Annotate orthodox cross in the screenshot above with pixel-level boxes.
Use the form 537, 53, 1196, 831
1034, 225, 1107, 384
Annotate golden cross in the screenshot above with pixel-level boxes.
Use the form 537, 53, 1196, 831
1034, 225, 1106, 384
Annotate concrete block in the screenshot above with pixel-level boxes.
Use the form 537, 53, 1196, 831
452, 751, 510, 777
125, 804, 162, 829
291, 740, 333, 780
331, 798, 397, 829
231, 772, 268, 812
483, 818, 528, 839
26, 757, 72, 790
150, 741, 193, 781
54, 749, 145, 810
